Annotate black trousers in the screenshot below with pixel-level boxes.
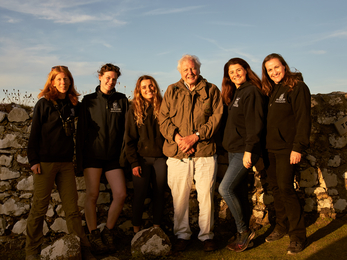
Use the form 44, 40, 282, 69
266, 152, 306, 242
132, 157, 167, 226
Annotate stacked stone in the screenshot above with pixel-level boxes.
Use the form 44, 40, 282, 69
249, 92, 347, 226
0, 105, 132, 238
303, 92, 347, 217
1, 92, 347, 241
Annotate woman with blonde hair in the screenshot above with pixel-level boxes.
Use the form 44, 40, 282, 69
26, 66, 94, 260
125, 75, 167, 234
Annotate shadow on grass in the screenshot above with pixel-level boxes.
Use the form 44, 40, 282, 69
307, 214, 347, 245
305, 234, 347, 260
251, 212, 322, 250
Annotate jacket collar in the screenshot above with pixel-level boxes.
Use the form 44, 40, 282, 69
96, 85, 116, 97
236, 81, 253, 91
177, 76, 208, 99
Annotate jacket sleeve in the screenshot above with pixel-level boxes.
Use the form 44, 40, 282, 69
159, 86, 178, 142
76, 98, 88, 174
125, 107, 140, 169
291, 82, 311, 153
27, 100, 43, 167
197, 85, 223, 140
243, 88, 265, 153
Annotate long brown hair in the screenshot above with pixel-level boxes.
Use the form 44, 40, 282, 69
221, 58, 262, 106
38, 66, 79, 105
132, 75, 162, 127
261, 53, 303, 96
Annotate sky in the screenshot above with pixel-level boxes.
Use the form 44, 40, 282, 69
1, 0, 347, 103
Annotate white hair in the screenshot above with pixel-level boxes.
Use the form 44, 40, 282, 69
177, 54, 201, 72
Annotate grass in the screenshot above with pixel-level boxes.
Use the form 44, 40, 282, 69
114, 215, 347, 260
1, 215, 346, 259
1, 89, 36, 107
137, 215, 346, 260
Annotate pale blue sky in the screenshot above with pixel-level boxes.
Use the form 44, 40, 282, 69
1, 0, 346, 102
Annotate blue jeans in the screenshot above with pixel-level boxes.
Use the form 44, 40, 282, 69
218, 152, 259, 233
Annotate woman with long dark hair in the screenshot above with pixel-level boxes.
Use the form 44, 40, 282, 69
26, 66, 94, 260
219, 58, 265, 252
77, 63, 128, 255
125, 75, 167, 234
262, 53, 311, 254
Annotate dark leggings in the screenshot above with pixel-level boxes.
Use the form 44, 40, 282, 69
132, 157, 167, 226
266, 152, 306, 242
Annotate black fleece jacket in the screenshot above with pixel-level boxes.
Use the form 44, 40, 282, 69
266, 81, 311, 154
222, 81, 265, 155
125, 104, 165, 169
27, 97, 79, 166
76, 86, 128, 172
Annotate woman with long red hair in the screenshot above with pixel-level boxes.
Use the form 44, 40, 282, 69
26, 66, 94, 260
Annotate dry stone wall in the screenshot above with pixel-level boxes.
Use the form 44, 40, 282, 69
0, 92, 346, 238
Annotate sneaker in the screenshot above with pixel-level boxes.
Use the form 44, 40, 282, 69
227, 234, 254, 251
81, 246, 97, 260
88, 229, 108, 255
226, 229, 255, 252
173, 238, 191, 252
265, 229, 287, 242
101, 226, 117, 253
203, 239, 217, 252
287, 239, 307, 254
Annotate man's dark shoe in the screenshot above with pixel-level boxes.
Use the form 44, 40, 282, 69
203, 239, 217, 252
226, 229, 255, 252
101, 226, 117, 253
173, 238, 190, 252
265, 229, 287, 242
287, 239, 307, 254
88, 229, 108, 255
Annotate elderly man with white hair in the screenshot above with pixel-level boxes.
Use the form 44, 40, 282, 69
159, 54, 223, 252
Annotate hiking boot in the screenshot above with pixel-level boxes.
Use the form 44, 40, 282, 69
81, 246, 97, 260
101, 226, 117, 253
203, 239, 217, 252
226, 229, 255, 252
265, 229, 287, 242
173, 238, 191, 252
287, 239, 307, 254
88, 229, 108, 255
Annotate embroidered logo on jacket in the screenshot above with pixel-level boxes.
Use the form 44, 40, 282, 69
110, 102, 122, 112
233, 97, 240, 107
275, 93, 286, 103
70, 108, 75, 117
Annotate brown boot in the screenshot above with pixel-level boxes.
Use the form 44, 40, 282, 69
101, 226, 117, 253
88, 229, 108, 255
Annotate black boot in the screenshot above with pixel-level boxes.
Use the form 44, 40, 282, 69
101, 226, 117, 253
88, 229, 108, 255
